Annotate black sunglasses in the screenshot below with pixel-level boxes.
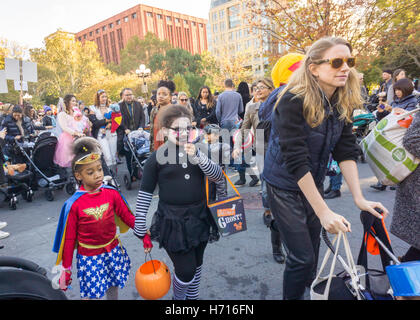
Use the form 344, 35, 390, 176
169, 126, 193, 134
180, 99, 188, 102
314, 57, 356, 69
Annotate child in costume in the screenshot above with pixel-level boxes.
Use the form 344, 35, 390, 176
73, 107, 91, 136
103, 104, 122, 138
134, 105, 223, 300
53, 137, 135, 300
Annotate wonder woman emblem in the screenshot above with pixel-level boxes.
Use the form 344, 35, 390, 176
83, 203, 109, 220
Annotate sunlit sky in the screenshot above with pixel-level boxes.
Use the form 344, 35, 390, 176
0, 0, 212, 49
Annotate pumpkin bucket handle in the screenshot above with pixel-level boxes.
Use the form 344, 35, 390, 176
145, 252, 157, 274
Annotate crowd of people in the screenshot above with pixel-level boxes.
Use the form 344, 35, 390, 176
0, 35, 419, 300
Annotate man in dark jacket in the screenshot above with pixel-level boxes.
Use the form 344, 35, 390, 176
118, 88, 146, 177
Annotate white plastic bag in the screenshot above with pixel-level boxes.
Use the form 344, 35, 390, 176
360, 108, 420, 186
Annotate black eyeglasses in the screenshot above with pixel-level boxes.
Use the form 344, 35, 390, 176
313, 57, 356, 69
180, 99, 188, 102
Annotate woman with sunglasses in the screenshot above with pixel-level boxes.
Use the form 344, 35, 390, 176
89, 90, 118, 174
177, 92, 194, 117
134, 104, 223, 300
263, 37, 389, 300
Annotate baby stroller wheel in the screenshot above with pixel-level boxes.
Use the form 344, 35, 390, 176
124, 174, 132, 190
9, 198, 17, 210
22, 190, 33, 202
45, 190, 54, 202
65, 183, 76, 195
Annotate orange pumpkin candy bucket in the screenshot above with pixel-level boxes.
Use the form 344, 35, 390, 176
135, 253, 171, 300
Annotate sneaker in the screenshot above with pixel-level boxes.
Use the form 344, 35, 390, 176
324, 190, 341, 199
0, 222, 7, 230
0, 230, 10, 240
370, 182, 386, 191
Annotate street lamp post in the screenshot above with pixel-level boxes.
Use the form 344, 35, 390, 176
135, 64, 151, 98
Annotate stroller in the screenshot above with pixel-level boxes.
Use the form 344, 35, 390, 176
352, 112, 376, 163
122, 131, 151, 190
0, 256, 67, 300
1, 137, 36, 210
311, 210, 403, 300
18, 132, 77, 201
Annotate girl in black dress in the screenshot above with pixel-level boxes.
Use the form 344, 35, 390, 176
134, 105, 223, 300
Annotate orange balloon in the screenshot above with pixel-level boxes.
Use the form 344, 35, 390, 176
135, 260, 171, 300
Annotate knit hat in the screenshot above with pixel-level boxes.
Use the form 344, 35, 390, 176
43, 105, 52, 113
271, 53, 305, 88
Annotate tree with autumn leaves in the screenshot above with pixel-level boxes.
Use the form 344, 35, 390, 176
245, 0, 419, 87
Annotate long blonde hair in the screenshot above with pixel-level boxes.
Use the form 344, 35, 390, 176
276, 37, 362, 128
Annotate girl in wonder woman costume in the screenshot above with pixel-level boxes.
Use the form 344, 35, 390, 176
53, 137, 135, 300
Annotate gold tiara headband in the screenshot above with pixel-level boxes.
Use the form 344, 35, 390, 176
75, 153, 101, 167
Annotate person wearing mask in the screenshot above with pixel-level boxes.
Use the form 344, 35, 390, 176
263, 37, 389, 300
215, 79, 244, 132
90, 90, 119, 175
54, 95, 85, 168
387, 69, 406, 104
237, 82, 251, 119
149, 80, 176, 152
193, 86, 217, 128
117, 88, 146, 178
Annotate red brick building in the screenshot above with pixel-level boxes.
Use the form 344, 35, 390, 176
75, 4, 208, 65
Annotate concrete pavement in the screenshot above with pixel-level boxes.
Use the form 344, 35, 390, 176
0, 161, 408, 300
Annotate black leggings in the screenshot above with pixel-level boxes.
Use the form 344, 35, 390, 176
166, 242, 208, 283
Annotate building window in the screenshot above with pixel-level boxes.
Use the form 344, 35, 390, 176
219, 9, 225, 20
157, 14, 162, 19
103, 34, 110, 64
89, 31, 93, 37
192, 21, 196, 26
117, 29, 124, 50
132, 13, 137, 19
212, 12, 217, 22
199, 23, 203, 28
96, 29, 100, 34
124, 16, 129, 22
147, 12, 153, 17
102, 26, 106, 31
213, 24, 218, 33
166, 16, 172, 22
116, 19, 120, 25
84, 34, 87, 39
220, 21, 225, 32
228, 5, 241, 29
175, 18, 180, 23
109, 23, 113, 29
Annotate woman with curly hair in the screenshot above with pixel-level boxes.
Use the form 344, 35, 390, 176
149, 80, 176, 151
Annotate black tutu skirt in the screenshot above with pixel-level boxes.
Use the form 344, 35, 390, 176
150, 200, 217, 254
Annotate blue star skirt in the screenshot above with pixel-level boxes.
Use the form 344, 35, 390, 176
76, 245, 131, 299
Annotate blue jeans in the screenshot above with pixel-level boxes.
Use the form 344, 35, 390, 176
330, 173, 343, 191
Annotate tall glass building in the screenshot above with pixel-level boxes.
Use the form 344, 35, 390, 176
208, 0, 276, 78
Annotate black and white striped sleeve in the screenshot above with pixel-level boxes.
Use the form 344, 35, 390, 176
134, 190, 153, 239
133, 153, 158, 239
193, 150, 224, 182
